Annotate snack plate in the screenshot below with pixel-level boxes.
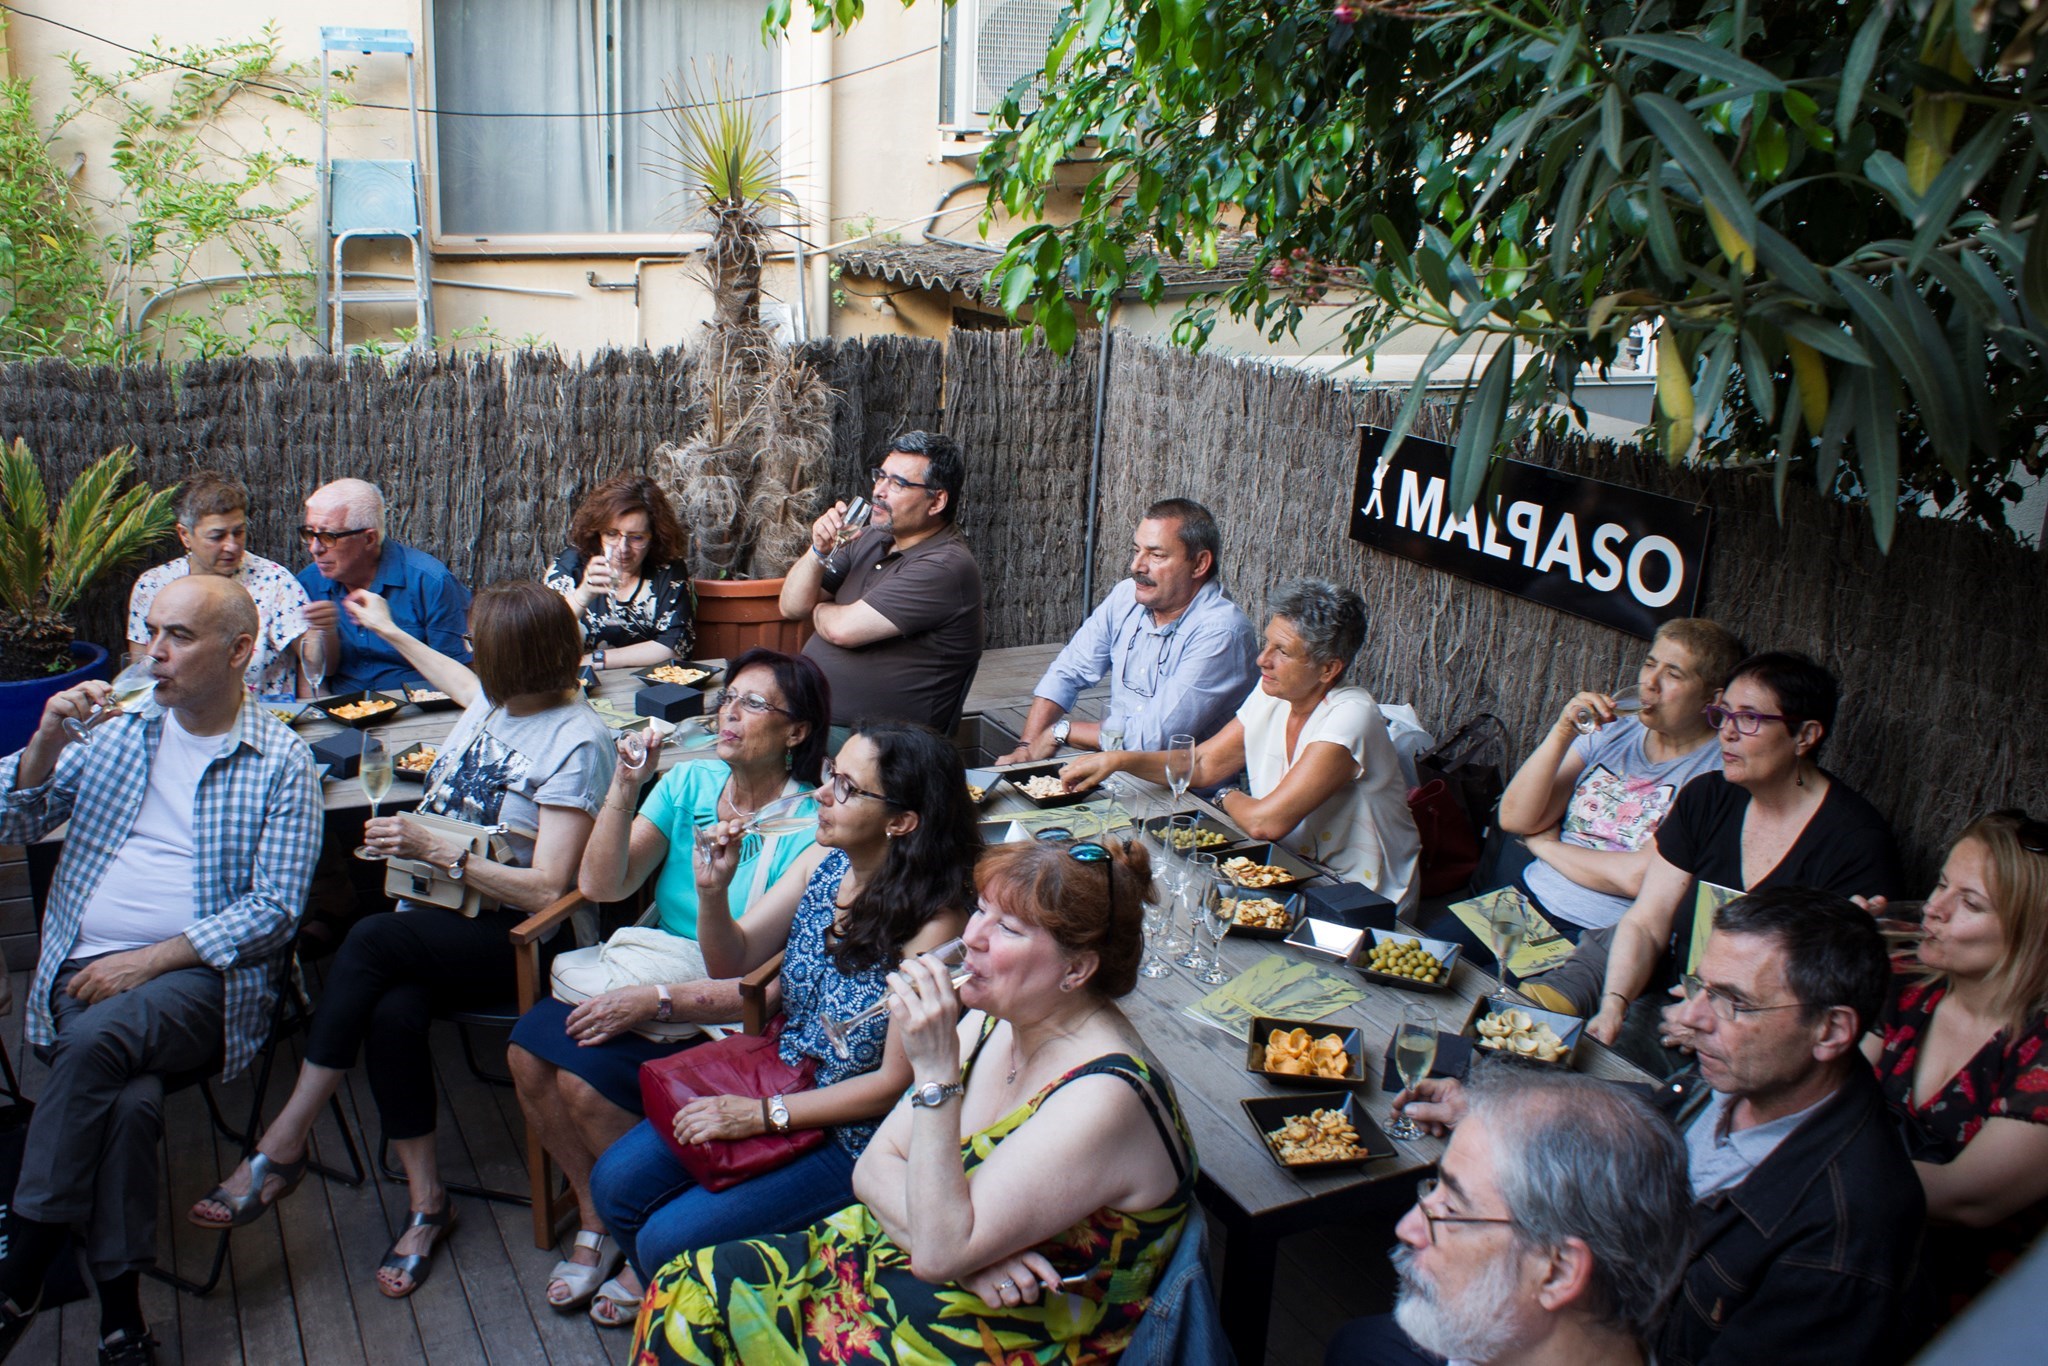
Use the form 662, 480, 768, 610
1136, 812, 1243, 854
1224, 890, 1305, 940
963, 767, 1003, 806
1240, 1091, 1396, 1173
396, 679, 459, 713
1217, 842, 1318, 894
313, 690, 406, 729
1243, 1015, 1367, 1087
391, 742, 439, 781
632, 659, 722, 690
1350, 928, 1465, 993
1467, 1001, 1584, 1069
1282, 916, 1367, 960
263, 700, 313, 727
998, 761, 1090, 810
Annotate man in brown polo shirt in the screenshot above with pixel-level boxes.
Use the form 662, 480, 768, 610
780, 431, 984, 738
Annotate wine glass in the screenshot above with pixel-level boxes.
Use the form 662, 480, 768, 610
1176, 848, 1217, 969
1388, 1003, 1438, 1141
300, 631, 327, 700
694, 790, 819, 868
1572, 685, 1645, 735
1138, 812, 1188, 957
835, 496, 873, 549
1098, 721, 1125, 754
823, 937, 968, 1058
354, 737, 394, 861
1138, 892, 1175, 979
1487, 904, 1527, 1000
63, 658, 158, 740
1194, 873, 1233, 986
1164, 733, 1196, 814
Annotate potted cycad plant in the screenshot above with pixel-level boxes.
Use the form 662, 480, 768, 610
0, 439, 177, 753
644, 68, 831, 658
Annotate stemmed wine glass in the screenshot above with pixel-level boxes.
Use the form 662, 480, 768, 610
1137, 893, 1175, 979
1193, 872, 1233, 986
693, 790, 818, 868
1571, 685, 1645, 734
1138, 810, 1188, 958
1487, 902, 1527, 1003
300, 631, 327, 701
1164, 733, 1196, 815
1388, 1002, 1438, 1141
1176, 847, 1217, 969
63, 658, 157, 740
822, 936, 968, 1058
835, 496, 873, 550
354, 737, 393, 861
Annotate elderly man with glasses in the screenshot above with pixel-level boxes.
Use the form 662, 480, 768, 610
1325, 1069, 1692, 1366
294, 478, 471, 693
1367, 887, 1925, 1366
779, 433, 983, 743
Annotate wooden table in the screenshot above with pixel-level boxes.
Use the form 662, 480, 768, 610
977, 771, 1652, 1363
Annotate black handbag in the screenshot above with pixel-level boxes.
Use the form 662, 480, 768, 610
1409, 714, 1512, 897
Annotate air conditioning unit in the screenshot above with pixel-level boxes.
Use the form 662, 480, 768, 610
940, 0, 1066, 134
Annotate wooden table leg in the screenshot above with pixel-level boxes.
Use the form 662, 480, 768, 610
1212, 1195, 1280, 1364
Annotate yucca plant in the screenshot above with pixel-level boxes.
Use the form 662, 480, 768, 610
0, 439, 177, 679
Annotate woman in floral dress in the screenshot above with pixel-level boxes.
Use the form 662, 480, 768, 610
633, 835, 1196, 1364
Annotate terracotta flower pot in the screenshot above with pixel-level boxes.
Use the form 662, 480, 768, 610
692, 578, 813, 660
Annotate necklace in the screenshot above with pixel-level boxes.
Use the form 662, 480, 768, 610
1006, 1006, 1104, 1086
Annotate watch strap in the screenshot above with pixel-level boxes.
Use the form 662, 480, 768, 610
654, 983, 673, 1022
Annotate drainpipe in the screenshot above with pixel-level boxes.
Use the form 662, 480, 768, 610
1081, 308, 1116, 609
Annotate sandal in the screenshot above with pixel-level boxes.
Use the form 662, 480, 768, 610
376, 1202, 458, 1299
546, 1230, 622, 1312
587, 1273, 643, 1329
96, 1327, 158, 1365
0, 1288, 42, 1363
189, 1150, 309, 1229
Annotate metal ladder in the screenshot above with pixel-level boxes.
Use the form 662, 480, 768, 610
314, 27, 434, 352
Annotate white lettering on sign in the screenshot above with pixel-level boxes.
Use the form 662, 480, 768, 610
1536, 513, 1584, 582
1397, 470, 1445, 538
1439, 503, 1483, 551
1586, 522, 1628, 592
1480, 502, 1516, 561
1505, 500, 1543, 567
1628, 535, 1685, 607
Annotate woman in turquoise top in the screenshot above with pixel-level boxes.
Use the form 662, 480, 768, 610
509, 648, 828, 1312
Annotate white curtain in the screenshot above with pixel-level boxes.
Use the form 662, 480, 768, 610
433, 0, 606, 234
616, 0, 780, 234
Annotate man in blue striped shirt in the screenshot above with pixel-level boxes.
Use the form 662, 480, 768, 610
1003, 499, 1259, 761
0, 576, 321, 1364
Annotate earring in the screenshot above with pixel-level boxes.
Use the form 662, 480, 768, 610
1796, 768, 1805, 788
1059, 980, 1076, 992
785, 745, 794, 772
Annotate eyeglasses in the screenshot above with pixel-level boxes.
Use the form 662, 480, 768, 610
1702, 704, 1792, 736
869, 465, 934, 492
601, 531, 651, 548
713, 687, 794, 718
1412, 1178, 1518, 1245
820, 757, 900, 807
1681, 973, 1806, 1023
298, 526, 373, 547
1992, 808, 2048, 856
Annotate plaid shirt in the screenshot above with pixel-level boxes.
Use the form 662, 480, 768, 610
0, 701, 323, 1079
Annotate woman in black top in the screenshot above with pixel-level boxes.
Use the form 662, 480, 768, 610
547, 475, 694, 669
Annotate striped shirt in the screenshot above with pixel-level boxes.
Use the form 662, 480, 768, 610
0, 701, 323, 1079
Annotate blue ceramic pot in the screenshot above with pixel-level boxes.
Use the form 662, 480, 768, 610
0, 641, 112, 759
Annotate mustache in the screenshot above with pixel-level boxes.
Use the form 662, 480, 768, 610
1133, 574, 1156, 587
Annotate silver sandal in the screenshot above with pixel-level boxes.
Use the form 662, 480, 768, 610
188, 1150, 309, 1229
587, 1273, 643, 1329
546, 1231, 622, 1312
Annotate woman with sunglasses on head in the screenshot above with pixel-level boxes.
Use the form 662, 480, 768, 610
584, 722, 977, 1328
1863, 809, 2048, 1323
546, 474, 694, 670
630, 836, 1198, 1364
507, 649, 829, 1313
1577, 651, 1904, 1063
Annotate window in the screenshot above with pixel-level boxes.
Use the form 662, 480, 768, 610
429, 0, 778, 240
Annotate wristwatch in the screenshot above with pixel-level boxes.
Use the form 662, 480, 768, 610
1049, 718, 1072, 748
767, 1094, 792, 1133
593, 645, 608, 671
906, 1080, 965, 1110
445, 847, 471, 881
654, 983, 673, 1023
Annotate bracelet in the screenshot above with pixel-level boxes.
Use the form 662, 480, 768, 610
812, 544, 833, 565
603, 798, 637, 815
1603, 991, 1629, 1005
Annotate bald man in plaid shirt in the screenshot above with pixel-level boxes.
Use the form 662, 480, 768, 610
0, 576, 321, 1365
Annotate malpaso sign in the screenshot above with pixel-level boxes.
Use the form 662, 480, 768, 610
1347, 426, 1711, 639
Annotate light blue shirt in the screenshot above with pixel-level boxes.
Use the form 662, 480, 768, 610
1685, 1088, 1832, 1198
1033, 578, 1260, 751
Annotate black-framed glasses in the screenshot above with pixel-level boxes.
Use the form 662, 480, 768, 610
1413, 1178, 1517, 1245
298, 525, 373, 547
1702, 704, 1791, 736
820, 757, 900, 807
1681, 973, 1806, 1023
869, 464, 934, 492
1992, 808, 2048, 856
713, 687, 794, 718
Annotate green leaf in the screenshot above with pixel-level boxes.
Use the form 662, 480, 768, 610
1739, 330, 1777, 425
1772, 381, 1803, 518
1772, 310, 1870, 366
1644, 165, 1689, 280
1449, 337, 1514, 514
1836, 7, 1891, 141
1634, 92, 1757, 244
1829, 266, 1967, 475
998, 264, 1036, 316
1851, 363, 1900, 553
1602, 35, 1787, 94
1752, 222, 1837, 305
1038, 293, 1077, 352
2023, 216, 2048, 326
1599, 87, 1625, 170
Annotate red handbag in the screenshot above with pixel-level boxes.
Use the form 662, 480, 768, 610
638, 1015, 825, 1192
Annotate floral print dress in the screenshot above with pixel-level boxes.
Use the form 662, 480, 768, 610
632, 1022, 1196, 1365
1875, 971, 2048, 1314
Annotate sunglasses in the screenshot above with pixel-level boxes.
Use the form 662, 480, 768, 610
298, 526, 373, 547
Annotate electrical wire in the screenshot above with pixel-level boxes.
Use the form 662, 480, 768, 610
0, 1, 935, 118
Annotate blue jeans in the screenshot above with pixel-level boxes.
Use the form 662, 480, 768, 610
590, 1118, 860, 1279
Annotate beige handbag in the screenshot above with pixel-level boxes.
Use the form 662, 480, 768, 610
384, 810, 510, 916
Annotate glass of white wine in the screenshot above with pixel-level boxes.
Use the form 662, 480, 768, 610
823, 937, 968, 1059
1487, 905, 1527, 1000
1388, 1002, 1438, 1140
1138, 813, 1188, 957
1164, 733, 1196, 814
835, 496, 873, 549
1176, 848, 1217, 969
1194, 873, 1234, 986
64, 658, 157, 740
300, 632, 327, 701
354, 737, 394, 861
1571, 684, 1645, 735
693, 790, 818, 868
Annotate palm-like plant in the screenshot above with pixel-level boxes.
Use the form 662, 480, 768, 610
0, 440, 176, 678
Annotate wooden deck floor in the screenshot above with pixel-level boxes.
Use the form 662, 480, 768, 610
4, 645, 1401, 1364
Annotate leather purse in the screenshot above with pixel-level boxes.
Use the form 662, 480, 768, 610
639, 1015, 824, 1192
384, 810, 508, 917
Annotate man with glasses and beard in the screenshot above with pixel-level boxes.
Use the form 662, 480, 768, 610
780, 433, 983, 742
1324, 1070, 1691, 1366
1367, 887, 1924, 1366
295, 477, 471, 693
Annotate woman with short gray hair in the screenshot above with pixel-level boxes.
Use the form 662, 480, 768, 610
1063, 576, 1421, 910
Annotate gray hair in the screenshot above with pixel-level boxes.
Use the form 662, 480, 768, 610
1466, 1069, 1693, 1344
1267, 577, 1367, 669
307, 478, 386, 539
1143, 498, 1223, 582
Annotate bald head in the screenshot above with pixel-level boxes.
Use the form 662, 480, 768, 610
159, 574, 259, 646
